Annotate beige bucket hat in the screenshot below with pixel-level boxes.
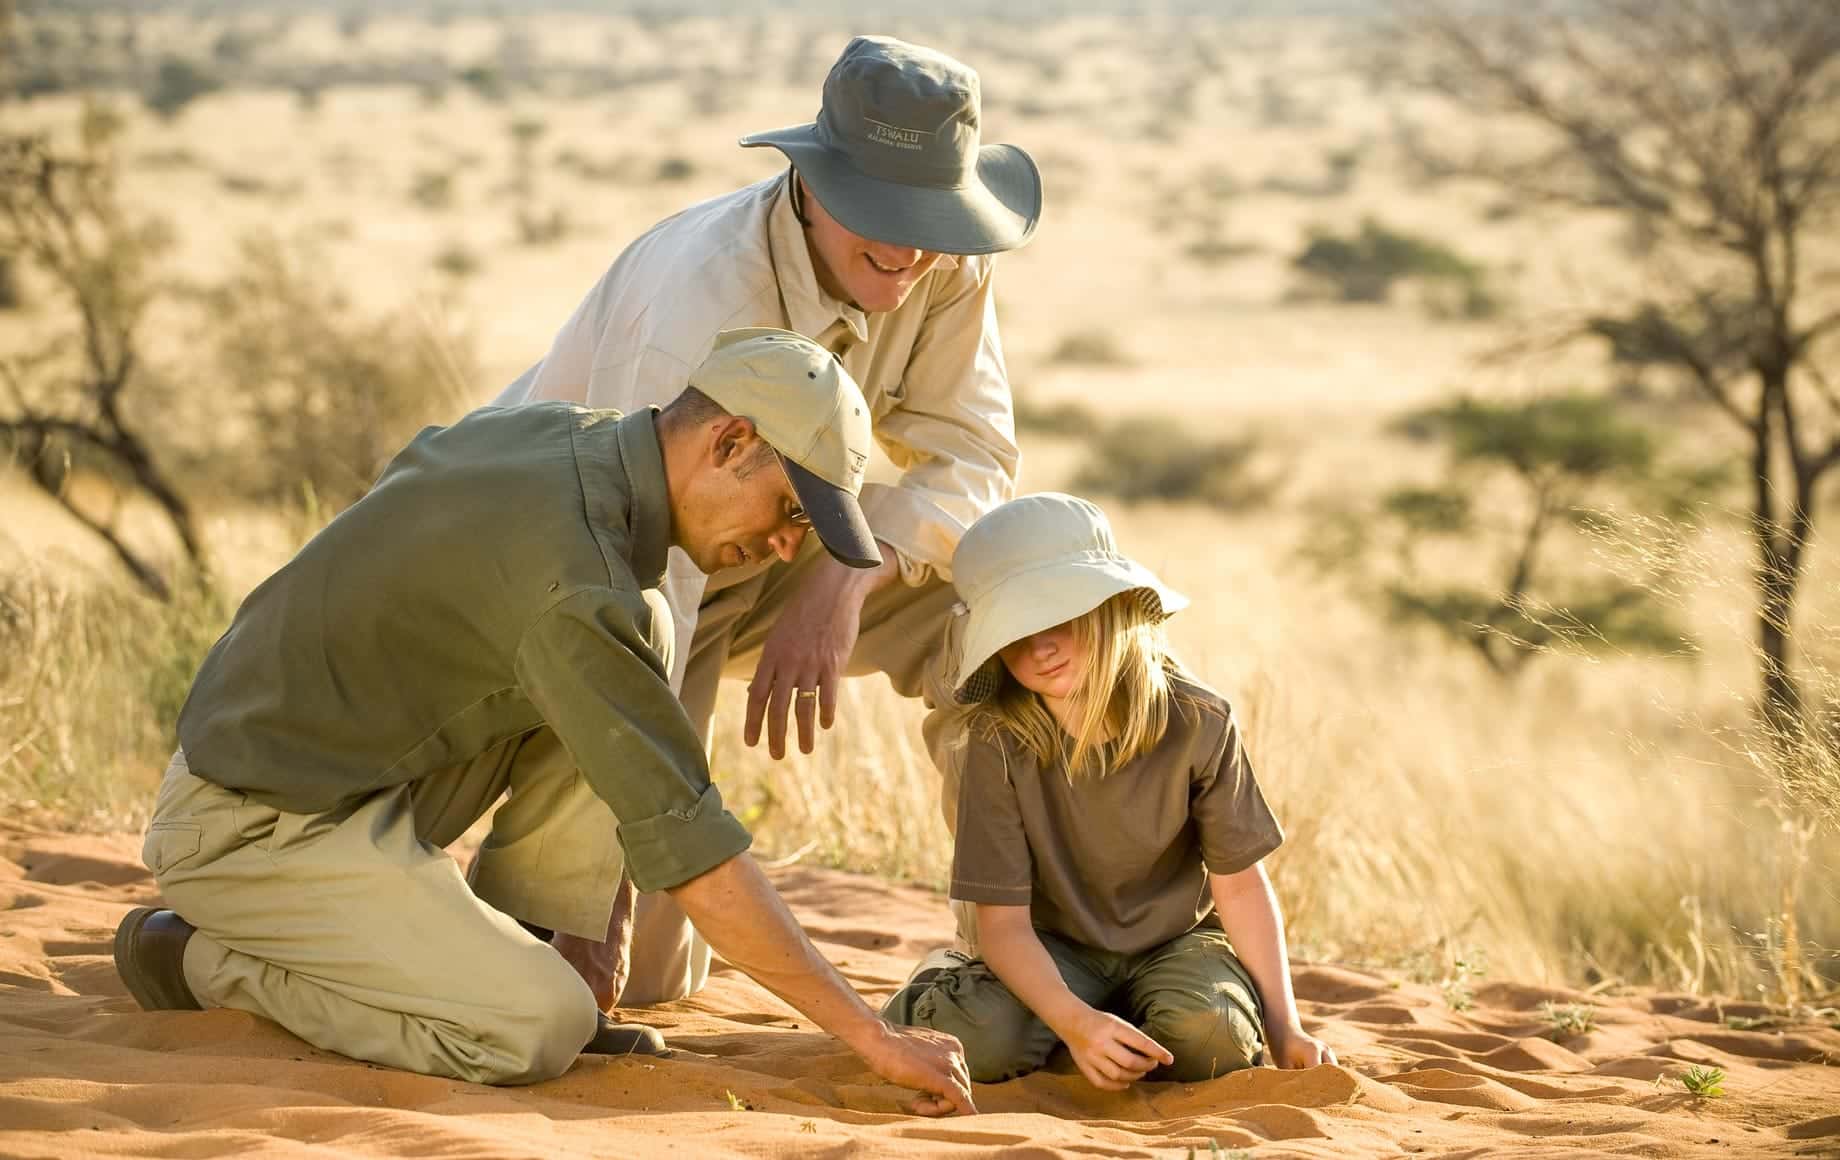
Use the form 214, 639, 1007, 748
740, 35, 1041, 255
690, 328, 880, 569
950, 493, 1187, 704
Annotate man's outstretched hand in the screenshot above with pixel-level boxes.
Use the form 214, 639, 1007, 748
859, 1021, 978, 1116
667, 853, 977, 1117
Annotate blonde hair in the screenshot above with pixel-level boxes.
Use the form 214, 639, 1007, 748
969, 590, 1178, 779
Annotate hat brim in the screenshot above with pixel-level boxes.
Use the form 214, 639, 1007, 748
740, 125, 1041, 256
782, 456, 882, 570
952, 559, 1187, 704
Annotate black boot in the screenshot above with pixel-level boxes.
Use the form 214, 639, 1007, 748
113, 907, 203, 1011
583, 1011, 669, 1057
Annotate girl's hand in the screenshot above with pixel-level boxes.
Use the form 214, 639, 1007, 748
1266, 1021, 1336, 1068
1063, 1008, 1174, 1091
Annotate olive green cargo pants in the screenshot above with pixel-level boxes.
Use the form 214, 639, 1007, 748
881, 926, 1266, 1084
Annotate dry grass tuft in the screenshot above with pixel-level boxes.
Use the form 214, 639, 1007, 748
0, 560, 225, 830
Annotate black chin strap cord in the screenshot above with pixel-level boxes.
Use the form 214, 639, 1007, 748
787, 165, 812, 228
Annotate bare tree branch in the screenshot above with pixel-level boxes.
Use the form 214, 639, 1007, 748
1796, 306, 1840, 355
0, 121, 208, 597
1797, 361, 1840, 431
1395, 0, 1840, 736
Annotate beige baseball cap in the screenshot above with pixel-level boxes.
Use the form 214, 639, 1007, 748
689, 328, 881, 569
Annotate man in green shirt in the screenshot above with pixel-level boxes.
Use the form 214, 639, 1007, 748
111, 329, 975, 1114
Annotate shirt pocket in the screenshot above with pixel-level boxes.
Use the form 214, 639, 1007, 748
142, 821, 203, 876
869, 378, 907, 423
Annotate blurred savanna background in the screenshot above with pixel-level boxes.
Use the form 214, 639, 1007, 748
3, 0, 1837, 1023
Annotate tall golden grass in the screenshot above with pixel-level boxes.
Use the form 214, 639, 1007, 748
2, 3, 1835, 1014
8, 493, 1829, 1006
0, 560, 223, 830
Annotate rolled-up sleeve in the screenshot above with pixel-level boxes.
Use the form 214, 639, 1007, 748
514, 587, 752, 891
862, 256, 1020, 586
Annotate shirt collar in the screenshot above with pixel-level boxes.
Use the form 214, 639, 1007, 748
576, 407, 672, 590
766, 174, 960, 349
616, 408, 672, 589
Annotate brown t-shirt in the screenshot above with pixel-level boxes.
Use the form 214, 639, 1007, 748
946, 673, 1283, 955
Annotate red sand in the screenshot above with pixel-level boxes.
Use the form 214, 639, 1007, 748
1, 822, 1835, 1158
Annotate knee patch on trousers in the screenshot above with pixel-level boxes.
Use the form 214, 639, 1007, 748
907, 966, 1058, 1084
1140, 991, 1262, 1083
482, 954, 601, 1085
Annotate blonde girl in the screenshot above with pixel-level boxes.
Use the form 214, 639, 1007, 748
884, 493, 1335, 1088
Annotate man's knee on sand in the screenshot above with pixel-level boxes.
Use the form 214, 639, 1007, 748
172, 906, 599, 1087
887, 965, 1055, 1084
442, 948, 600, 1086
1137, 988, 1263, 1083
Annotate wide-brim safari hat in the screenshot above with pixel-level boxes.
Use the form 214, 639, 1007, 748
740, 35, 1041, 256
951, 493, 1186, 704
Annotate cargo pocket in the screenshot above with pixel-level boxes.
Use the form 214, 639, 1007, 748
142, 822, 203, 876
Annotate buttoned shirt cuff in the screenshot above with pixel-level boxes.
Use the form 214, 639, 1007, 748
616, 784, 754, 892
859, 483, 961, 587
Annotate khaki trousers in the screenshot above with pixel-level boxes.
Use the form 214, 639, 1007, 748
621, 540, 959, 1006
144, 590, 675, 1084
146, 740, 611, 1085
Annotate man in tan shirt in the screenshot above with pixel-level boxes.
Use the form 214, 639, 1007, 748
493, 36, 1041, 1005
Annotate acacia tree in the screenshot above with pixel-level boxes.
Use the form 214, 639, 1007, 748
1395, 0, 1840, 736
1309, 393, 1712, 676
0, 106, 209, 598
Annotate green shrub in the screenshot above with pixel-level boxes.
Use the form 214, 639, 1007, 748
433, 242, 480, 280
458, 64, 505, 103
1539, 1002, 1597, 1038
197, 234, 477, 509
1184, 235, 1259, 266
211, 27, 256, 67
145, 57, 219, 120
1678, 1064, 1726, 1099
410, 169, 455, 211
1047, 330, 1133, 366
555, 149, 631, 184
1012, 393, 1101, 438
1070, 417, 1273, 511
515, 205, 569, 245
1293, 218, 1492, 315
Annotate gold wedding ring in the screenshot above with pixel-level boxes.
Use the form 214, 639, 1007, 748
795, 688, 819, 699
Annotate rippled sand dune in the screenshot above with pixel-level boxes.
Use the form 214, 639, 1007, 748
2, 823, 1836, 1159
